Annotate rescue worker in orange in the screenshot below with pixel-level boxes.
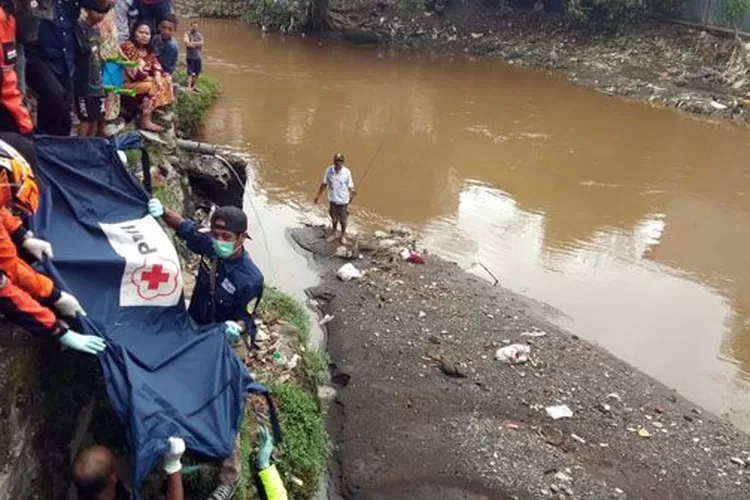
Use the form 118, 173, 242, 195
0, 133, 106, 354
0, 0, 33, 134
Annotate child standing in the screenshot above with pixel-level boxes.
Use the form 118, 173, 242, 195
75, 8, 108, 137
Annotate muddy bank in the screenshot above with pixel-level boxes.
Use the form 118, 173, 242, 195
291, 226, 750, 499
326, 1, 750, 121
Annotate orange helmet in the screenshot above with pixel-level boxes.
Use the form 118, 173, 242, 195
0, 139, 39, 215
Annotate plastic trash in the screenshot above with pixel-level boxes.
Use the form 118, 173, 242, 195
546, 405, 573, 420
319, 314, 335, 325
495, 343, 531, 364
406, 250, 425, 264
336, 263, 362, 281
399, 248, 411, 260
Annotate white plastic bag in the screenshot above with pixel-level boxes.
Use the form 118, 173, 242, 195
495, 343, 530, 364
546, 405, 573, 420
336, 263, 362, 281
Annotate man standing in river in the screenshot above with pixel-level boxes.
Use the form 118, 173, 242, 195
314, 152, 356, 244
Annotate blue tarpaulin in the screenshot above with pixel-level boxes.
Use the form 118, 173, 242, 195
29, 135, 273, 493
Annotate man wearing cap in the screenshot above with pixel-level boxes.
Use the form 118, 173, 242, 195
147, 200, 264, 345
147, 200, 262, 499
314, 152, 355, 244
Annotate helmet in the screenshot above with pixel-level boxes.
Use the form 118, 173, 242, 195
0, 139, 39, 215
333, 152, 345, 162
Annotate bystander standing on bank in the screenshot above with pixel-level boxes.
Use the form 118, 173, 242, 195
314, 152, 356, 244
183, 20, 202, 92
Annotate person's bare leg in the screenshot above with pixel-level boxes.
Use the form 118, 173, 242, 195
140, 98, 163, 132
340, 205, 349, 244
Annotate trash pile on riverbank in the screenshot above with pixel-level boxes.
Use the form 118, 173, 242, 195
292, 224, 750, 499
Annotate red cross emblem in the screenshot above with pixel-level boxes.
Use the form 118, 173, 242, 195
141, 264, 170, 290
130, 258, 180, 301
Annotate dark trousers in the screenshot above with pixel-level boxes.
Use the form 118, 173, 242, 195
25, 56, 73, 136
138, 2, 170, 34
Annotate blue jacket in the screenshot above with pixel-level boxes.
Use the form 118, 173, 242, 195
153, 36, 178, 74
37, 0, 106, 77
178, 220, 264, 339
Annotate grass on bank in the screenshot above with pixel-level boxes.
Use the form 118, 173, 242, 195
173, 69, 220, 137
259, 286, 330, 385
269, 381, 333, 500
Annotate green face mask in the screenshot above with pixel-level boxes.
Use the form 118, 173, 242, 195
212, 239, 236, 259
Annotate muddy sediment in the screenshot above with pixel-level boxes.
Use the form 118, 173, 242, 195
291, 226, 750, 499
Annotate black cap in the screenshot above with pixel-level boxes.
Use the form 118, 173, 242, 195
211, 206, 248, 234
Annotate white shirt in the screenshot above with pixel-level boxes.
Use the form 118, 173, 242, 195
323, 165, 354, 205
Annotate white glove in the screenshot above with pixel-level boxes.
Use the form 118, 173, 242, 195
22, 237, 54, 261
163, 437, 186, 475
55, 291, 87, 317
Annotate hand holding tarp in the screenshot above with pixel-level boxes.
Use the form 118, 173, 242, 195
256, 425, 273, 470
148, 198, 165, 218
55, 291, 86, 317
59, 330, 106, 355
163, 437, 186, 475
22, 237, 54, 261
223, 321, 242, 344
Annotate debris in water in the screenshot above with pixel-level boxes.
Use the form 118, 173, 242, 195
546, 405, 573, 420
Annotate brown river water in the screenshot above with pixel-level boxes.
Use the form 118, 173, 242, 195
196, 18, 750, 430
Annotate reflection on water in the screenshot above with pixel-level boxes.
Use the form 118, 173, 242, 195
197, 18, 750, 429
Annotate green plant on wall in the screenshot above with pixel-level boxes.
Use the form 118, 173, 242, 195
719, 0, 750, 27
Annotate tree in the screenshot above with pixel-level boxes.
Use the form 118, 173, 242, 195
305, 0, 333, 31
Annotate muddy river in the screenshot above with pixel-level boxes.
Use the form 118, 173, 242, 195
196, 18, 750, 430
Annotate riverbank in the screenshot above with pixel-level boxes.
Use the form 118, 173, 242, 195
292, 225, 750, 499
232, 0, 750, 122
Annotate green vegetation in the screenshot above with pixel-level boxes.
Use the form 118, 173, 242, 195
173, 70, 220, 137
260, 286, 312, 343
246, 0, 300, 32
259, 286, 330, 384
718, 0, 750, 27
269, 382, 333, 500
564, 0, 685, 30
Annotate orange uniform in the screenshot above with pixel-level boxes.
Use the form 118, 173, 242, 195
0, 133, 63, 337
0, 6, 32, 134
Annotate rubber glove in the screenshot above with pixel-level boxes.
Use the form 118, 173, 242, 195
22, 237, 54, 261
59, 330, 106, 354
256, 425, 273, 470
163, 437, 186, 475
223, 321, 242, 344
54, 291, 86, 317
148, 198, 164, 218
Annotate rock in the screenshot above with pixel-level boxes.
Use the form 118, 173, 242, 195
554, 472, 572, 482
374, 230, 388, 239
730, 457, 746, 467
550, 484, 560, 493
439, 360, 467, 378
638, 428, 651, 438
